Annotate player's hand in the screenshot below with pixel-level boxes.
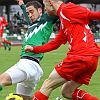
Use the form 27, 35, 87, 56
16, 0, 24, 5
24, 45, 33, 52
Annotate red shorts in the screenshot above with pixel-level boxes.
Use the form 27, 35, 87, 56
55, 55, 98, 85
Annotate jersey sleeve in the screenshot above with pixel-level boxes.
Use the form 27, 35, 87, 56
33, 28, 67, 54
20, 4, 31, 25
44, 13, 59, 24
88, 11, 100, 20
42, 23, 54, 44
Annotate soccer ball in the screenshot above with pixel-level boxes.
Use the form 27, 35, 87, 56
5, 93, 23, 100
56, 97, 62, 100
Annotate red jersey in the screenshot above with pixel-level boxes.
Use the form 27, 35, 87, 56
33, 2, 100, 56
0, 16, 8, 34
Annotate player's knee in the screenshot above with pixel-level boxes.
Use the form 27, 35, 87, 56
0, 73, 12, 86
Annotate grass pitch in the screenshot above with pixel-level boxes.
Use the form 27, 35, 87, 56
0, 43, 100, 100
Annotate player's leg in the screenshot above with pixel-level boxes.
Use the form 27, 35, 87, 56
0, 33, 2, 47
61, 81, 99, 100
3, 39, 11, 45
0, 61, 27, 91
7, 42, 12, 51
0, 73, 12, 90
16, 59, 43, 100
2, 34, 7, 50
32, 68, 67, 100
2, 33, 12, 51
61, 56, 99, 100
2, 42, 7, 50
16, 83, 32, 100
0, 68, 27, 90
61, 81, 81, 99
0, 29, 4, 47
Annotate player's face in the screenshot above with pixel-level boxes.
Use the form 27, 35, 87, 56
43, 0, 55, 16
26, 5, 42, 22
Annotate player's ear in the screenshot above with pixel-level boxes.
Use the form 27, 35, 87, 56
38, 8, 43, 15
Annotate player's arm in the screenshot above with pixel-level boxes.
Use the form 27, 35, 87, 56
16, 0, 31, 25
25, 40, 61, 53
25, 29, 67, 53
88, 11, 100, 20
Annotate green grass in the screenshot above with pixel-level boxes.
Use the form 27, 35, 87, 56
0, 43, 100, 100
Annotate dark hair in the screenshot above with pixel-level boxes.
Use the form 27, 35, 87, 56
26, 1, 42, 10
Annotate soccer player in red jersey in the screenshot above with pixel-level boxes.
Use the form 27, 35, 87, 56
24, 0, 100, 100
0, 16, 12, 50
0, 16, 8, 47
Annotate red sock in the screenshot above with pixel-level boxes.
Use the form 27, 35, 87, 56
4, 39, 11, 45
72, 89, 99, 100
32, 91, 49, 100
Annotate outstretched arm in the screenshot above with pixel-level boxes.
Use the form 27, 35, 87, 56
24, 40, 61, 53
16, 0, 31, 24
88, 11, 100, 20
24, 30, 67, 54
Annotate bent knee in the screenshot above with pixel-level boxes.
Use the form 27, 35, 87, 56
0, 73, 12, 86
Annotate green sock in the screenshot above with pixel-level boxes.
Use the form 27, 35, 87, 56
6, 43, 9, 48
7, 44, 11, 48
0, 84, 3, 91
2, 42, 6, 47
